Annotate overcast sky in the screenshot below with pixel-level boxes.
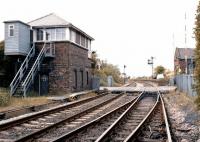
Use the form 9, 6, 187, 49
0, 0, 198, 77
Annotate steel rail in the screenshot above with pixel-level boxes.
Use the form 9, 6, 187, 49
123, 92, 160, 142
0, 92, 107, 131
95, 92, 146, 142
50, 92, 143, 142
14, 93, 122, 142
160, 92, 172, 142
124, 91, 172, 142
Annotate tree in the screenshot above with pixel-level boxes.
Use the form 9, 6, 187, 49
155, 65, 165, 75
91, 53, 123, 86
194, 1, 200, 107
94, 62, 123, 86
0, 41, 13, 87
0, 41, 4, 59
0, 41, 5, 68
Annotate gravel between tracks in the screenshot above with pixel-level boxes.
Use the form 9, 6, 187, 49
35, 94, 138, 141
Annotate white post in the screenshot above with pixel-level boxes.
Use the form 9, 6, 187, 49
38, 63, 40, 70
50, 43, 52, 56
26, 60, 28, 68
23, 88, 26, 97
32, 72, 34, 83
20, 69, 23, 79
39, 74, 41, 96
43, 29, 46, 42
185, 55, 188, 74
33, 45, 35, 56
10, 87, 13, 95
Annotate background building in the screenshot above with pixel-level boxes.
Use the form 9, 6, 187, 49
174, 48, 195, 75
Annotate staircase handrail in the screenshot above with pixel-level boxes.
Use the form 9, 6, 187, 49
22, 42, 46, 97
10, 44, 35, 96
45, 42, 55, 57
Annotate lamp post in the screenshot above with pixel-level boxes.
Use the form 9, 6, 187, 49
148, 57, 154, 79
123, 65, 126, 84
185, 55, 188, 74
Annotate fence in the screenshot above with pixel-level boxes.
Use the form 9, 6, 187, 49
91, 76, 100, 90
173, 74, 197, 96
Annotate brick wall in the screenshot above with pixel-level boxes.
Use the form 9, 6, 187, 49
174, 58, 194, 74
68, 43, 92, 92
35, 42, 92, 95
174, 58, 186, 74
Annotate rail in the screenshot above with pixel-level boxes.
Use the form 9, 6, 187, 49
22, 43, 46, 97
123, 91, 172, 142
160, 92, 173, 142
51, 92, 143, 142
10, 44, 35, 96
123, 92, 160, 141
14, 94, 121, 142
95, 92, 145, 142
0, 93, 106, 131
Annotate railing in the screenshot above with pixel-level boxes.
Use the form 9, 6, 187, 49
22, 43, 47, 97
45, 42, 55, 57
10, 44, 35, 96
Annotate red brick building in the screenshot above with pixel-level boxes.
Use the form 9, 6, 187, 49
4, 13, 94, 96
174, 48, 195, 75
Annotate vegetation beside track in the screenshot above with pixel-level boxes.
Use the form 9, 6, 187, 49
163, 91, 200, 141
91, 52, 123, 86
0, 88, 97, 112
0, 90, 50, 111
195, 1, 200, 107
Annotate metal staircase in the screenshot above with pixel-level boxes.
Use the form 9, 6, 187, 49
10, 42, 55, 97
10, 44, 36, 96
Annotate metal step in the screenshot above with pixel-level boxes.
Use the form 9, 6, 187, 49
10, 42, 50, 97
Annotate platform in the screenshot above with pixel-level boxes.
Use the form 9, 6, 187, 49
47, 90, 94, 101
99, 86, 176, 93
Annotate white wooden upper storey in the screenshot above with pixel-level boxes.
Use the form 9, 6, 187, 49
32, 27, 92, 50
29, 13, 94, 50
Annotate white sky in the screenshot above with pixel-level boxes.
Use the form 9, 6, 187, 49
0, 0, 198, 77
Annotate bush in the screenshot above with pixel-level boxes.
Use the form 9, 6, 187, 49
195, 1, 200, 106
94, 63, 123, 86
0, 41, 13, 87
155, 65, 165, 75
0, 89, 10, 106
91, 52, 123, 86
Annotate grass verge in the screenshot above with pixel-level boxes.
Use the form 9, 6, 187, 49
0, 88, 50, 111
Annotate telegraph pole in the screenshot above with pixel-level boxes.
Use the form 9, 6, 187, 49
123, 65, 126, 84
148, 57, 154, 79
184, 12, 188, 74
184, 12, 187, 47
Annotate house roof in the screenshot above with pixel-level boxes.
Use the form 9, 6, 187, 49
4, 20, 30, 27
28, 13, 94, 40
175, 48, 194, 59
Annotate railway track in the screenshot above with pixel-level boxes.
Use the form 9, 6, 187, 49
0, 92, 106, 131
0, 92, 120, 141
126, 94, 171, 142
51, 91, 172, 142
0, 90, 97, 120
123, 92, 172, 142
34, 93, 138, 142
